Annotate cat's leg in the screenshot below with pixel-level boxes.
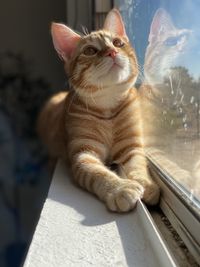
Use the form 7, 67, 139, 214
71, 151, 144, 212
118, 148, 160, 205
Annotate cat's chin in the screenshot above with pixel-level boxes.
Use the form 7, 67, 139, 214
100, 67, 131, 86
83, 57, 133, 88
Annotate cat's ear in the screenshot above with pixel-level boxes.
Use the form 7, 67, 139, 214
103, 9, 128, 40
149, 8, 175, 43
51, 23, 81, 61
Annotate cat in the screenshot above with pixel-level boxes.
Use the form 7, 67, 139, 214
139, 9, 199, 196
140, 8, 191, 141
140, 8, 191, 114
38, 8, 160, 212
143, 8, 191, 86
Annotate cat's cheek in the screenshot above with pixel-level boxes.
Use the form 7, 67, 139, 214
84, 67, 101, 85
117, 65, 132, 82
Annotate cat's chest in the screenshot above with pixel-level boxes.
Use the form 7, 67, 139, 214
66, 91, 140, 149
112, 111, 137, 140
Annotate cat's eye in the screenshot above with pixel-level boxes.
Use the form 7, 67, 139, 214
83, 46, 98, 56
164, 36, 180, 46
113, 38, 124, 48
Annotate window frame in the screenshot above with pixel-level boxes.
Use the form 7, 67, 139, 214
148, 157, 200, 263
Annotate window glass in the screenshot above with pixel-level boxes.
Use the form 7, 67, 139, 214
115, 0, 200, 213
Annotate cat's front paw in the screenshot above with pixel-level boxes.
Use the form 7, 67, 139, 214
105, 181, 144, 212
128, 172, 160, 205
142, 181, 160, 205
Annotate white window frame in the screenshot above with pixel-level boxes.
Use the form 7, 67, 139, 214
148, 157, 200, 263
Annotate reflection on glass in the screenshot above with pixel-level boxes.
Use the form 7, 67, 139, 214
115, 0, 200, 209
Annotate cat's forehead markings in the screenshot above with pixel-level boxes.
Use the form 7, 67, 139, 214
97, 31, 114, 44
81, 37, 102, 50
92, 31, 112, 41
80, 31, 113, 50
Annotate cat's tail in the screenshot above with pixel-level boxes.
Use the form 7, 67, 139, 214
37, 91, 68, 158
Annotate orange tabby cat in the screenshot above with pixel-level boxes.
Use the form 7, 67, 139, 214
38, 9, 160, 212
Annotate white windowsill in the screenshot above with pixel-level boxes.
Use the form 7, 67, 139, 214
23, 160, 177, 267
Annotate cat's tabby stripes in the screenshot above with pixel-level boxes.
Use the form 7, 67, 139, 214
38, 9, 160, 212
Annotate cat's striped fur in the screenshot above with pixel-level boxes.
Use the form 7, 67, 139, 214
38, 9, 160, 212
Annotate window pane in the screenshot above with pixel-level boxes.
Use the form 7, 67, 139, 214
115, 0, 200, 213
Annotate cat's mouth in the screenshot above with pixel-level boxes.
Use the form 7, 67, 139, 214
97, 58, 125, 80
109, 60, 123, 71
110, 63, 121, 70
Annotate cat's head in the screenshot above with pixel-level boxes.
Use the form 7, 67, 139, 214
51, 9, 138, 98
144, 8, 191, 84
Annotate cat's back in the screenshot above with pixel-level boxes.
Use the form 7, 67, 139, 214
37, 91, 69, 158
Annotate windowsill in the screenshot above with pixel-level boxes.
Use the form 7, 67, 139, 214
23, 160, 177, 267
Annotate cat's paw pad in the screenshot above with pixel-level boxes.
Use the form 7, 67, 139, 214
106, 182, 144, 212
142, 182, 160, 205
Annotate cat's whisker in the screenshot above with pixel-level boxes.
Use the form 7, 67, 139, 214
79, 80, 97, 105
136, 62, 143, 70
67, 89, 78, 112
81, 25, 89, 36
136, 61, 143, 69
93, 80, 103, 94
127, 60, 144, 73
96, 62, 112, 74
80, 80, 91, 112
135, 65, 145, 83
90, 91, 97, 105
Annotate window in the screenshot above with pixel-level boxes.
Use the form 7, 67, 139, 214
115, 0, 200, 262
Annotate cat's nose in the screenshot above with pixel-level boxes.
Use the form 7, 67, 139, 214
104, 49, 117, 59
